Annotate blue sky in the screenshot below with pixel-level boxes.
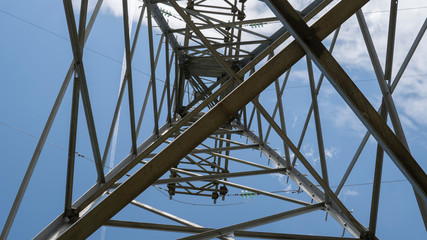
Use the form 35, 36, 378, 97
1, 0, 427, 239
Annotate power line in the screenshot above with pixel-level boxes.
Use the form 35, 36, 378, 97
0, 121, 110, 170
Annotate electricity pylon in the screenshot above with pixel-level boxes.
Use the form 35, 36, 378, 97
2, 0, 427, 239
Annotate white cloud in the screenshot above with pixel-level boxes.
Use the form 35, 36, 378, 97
271, 172, 285, 184
270, 173, 294, 195
395, 76, 427, 126
291, 115, 298, 128
326, 103, 366, 136
330, 0, 427, 129
399, 113, 418, 130
283, 183, 294, 194
289, 69, 309, 83
343, 189, 359, 197
300, 145, 337, 166
325, 147, 337, 160
302, 144, 319, 165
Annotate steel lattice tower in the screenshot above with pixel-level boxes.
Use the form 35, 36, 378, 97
2, 0, 427, 239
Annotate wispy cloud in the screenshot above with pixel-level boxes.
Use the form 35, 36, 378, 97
283, 183, 294, 194
325, 147, 337, 160
302, 144, 319, 165
341, 188, 360, 202
324, 103, 366, 137
344, 189, 359, 196
331, 0, 427, 130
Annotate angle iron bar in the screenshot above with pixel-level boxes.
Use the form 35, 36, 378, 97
135, 82, 152, 136
64, 74, 80, 215
157, 75, 170, 117
127, 200, 235, 240
77, 0, 88, 47
147, 2, 160, 135
274, 72, 291, 168
154, 168, 286, 184
392, 19, 427, 91
122, 0, 138, 155
384, 0, 398, 82
306, 57, 330, 189
335, 130, 370, 196
104, 220, 357, 239
255, 109, 263, 145
368, 105, 387, 239
356, 10, 409, 149
130, 200, 203, 227
264, 68, 291, 142
165, 34, 172, 123
158, 50, 175, 119
210, 152, 272, 170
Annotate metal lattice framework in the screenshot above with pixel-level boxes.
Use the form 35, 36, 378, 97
2, 0, 427, 239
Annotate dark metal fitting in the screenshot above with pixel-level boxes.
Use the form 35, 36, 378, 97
211, 191, 219, 200
219, 186, 228, 196
64, 208, 79, 223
